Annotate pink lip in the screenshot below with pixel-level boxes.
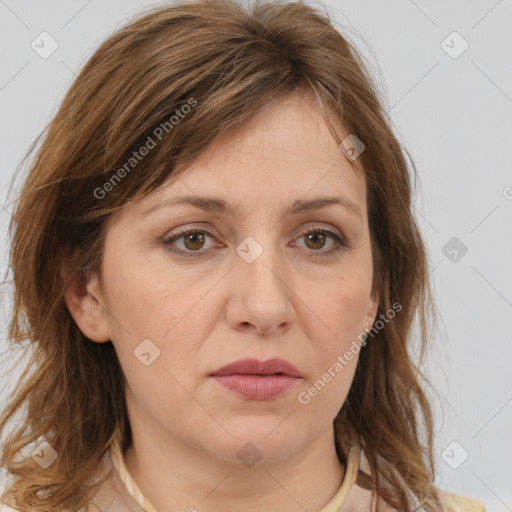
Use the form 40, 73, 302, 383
210, 358, 302, 400
211, 357, 302, 377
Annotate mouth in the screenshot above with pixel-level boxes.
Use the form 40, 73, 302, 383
209, 358, 302, 400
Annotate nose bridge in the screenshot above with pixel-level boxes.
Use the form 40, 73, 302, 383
230, 231, 293, 332
235, 228, 285, 280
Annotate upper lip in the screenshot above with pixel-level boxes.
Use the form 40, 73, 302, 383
210, 358, 302, 378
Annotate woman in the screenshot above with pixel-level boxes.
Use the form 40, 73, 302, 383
0, 0, 485, 510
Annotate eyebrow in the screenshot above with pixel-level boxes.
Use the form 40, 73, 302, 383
140, 194, 363, 221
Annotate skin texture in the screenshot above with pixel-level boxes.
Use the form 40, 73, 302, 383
65, 91, 380, 512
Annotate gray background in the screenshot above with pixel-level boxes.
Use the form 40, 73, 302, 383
1, 0, 511, 509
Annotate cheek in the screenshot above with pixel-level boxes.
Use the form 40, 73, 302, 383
293, 262, 371, 414
301, 267, 372, 351
299, 357, 358, 415
297, 287, 366, 416
100, 236, 192, 332
101, 246, 221, 380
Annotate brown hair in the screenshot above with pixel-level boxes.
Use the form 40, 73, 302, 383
0, 0, 441, 510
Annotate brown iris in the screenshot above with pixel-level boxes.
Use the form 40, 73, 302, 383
183, 232, 206, 251
304, 232, 326, 250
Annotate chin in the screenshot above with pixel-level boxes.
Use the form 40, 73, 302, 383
204, 420, 306, 466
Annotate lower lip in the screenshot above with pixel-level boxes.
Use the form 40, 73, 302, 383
211, 374, 301, 400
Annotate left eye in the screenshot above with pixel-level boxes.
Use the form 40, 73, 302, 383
161, 227, 347, 257
293, 228, 345, 252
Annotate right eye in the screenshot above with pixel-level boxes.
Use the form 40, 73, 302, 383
161, 228, 219, 257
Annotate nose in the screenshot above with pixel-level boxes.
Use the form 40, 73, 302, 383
226, 236, 295, 337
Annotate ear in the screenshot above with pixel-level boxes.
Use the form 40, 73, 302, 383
363, 287, 380, 333
61, 254, 111, 343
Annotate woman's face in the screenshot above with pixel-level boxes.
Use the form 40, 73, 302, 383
70, 92, 379, 464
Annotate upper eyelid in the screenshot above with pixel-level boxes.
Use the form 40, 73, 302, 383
164, 218, 346, 234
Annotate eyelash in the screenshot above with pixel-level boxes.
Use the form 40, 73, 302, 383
160, 226, 349, 259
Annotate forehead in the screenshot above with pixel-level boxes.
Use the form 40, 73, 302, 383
134, 92, 367, 220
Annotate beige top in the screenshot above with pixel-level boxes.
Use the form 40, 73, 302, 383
0, 437, 486, 512
89, 436, 486, 512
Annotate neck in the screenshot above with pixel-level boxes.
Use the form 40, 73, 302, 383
123, 423, 346, 512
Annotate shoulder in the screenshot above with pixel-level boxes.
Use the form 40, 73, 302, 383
359, 448, 486, 512
373, 487, 486, 512
436, 488, 486, 512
